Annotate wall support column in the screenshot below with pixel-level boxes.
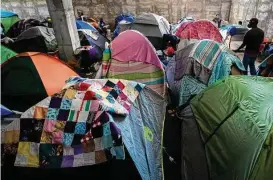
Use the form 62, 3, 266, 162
46, 0, 80, 61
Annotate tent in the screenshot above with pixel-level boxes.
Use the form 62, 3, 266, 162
258, 53, 273, 77
184, 76, 273, 180
175, 20, 222, 50
220, 24, 249, 49
10, 26, 57, 53
1, 52, 78, 112
1, 45, 17, 64
77, 30, 108, 74
131, 13, 170, 50
76, 20, 98, 32
101, 30, 166, 96
166, 39, 245, 106
78, 30, 107, 51
113, 14, 135, 39
1, 104, 14, 117
171, 17, 194, 34
6, 18, 45, 38
1, 77, 167, 180
1, 10, 20, 33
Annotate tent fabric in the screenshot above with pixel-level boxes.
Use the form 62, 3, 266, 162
1, 104, 14, 117
2, 77, 166, 180
76, 20, 98, 32
132, 13, 170, 35
175, 20, 222, 43
177, 104, 209, 180
131, 13, 170, 50
1, 52, 78, 112
166, 40, 244, 106
11, 26, 57, 53
102, 30, 166, 96
258, 54, 273, 77
112, 30, 163, 68
113, 14, 135, 39
6, 19, 45, 38
79, 30, 107, 51
1, 45, 17, 64
191, 76, 273, 180
1, 10, 20, 33
1, 10, 17, 18
16, 26, 55, 42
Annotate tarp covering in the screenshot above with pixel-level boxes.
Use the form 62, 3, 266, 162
11, 26, 57, 53
175, 20, 222, 43
2, 77, 166, 180
191, 76, 273, 180
1, 45, 17, 64
102, 30, 166, 96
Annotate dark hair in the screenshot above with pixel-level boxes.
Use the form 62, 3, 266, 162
250, 18, 259, 25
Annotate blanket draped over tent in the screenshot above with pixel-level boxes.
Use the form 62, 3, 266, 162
102, 30, 166, 96
166, 40, 245, 106
2, 77, 166, 180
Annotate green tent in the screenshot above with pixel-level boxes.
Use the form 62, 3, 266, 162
1, 10, 20, 33
190, 76, 273, 180
1, 45, 17, 64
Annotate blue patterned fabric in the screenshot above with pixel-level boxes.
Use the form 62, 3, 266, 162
208, 52, 245, 85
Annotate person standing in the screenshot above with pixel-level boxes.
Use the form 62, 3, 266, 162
213, 14, 222, 28
235, 18, 264, 75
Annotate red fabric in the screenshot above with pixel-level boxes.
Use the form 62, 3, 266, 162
175, 20, 222, 43
166, 46, 175, 56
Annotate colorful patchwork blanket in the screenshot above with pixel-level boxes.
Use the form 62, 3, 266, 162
2, 77, 144, 168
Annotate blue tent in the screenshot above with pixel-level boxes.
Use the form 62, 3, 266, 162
1, 104, 14, 117
76, 20, 98, 32
0, 10, 17, 18
113, 14, 135, 39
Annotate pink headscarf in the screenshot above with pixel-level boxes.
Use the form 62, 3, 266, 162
112, 30, 163, 69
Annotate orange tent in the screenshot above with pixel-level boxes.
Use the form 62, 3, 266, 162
1, 52, 78, 111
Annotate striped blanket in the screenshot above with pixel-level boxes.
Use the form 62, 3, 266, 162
102, 48, 166, 96
189, 40, 229, 70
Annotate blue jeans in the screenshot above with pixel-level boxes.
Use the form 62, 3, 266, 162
243, 53, 257, 75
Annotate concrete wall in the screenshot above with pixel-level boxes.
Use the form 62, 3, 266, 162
1, 0, 49, 20
3, 0, 272, 37
2, 0, 231, 25
230, 0, 273, 38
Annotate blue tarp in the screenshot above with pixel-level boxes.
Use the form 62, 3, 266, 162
76, 20, 98, 32
1, 104, 14, 117
1, 10, 17, 18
